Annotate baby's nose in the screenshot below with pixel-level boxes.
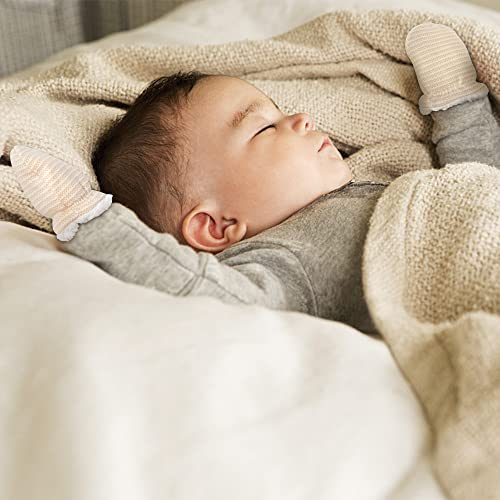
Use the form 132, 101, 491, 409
294, 113, 315, 132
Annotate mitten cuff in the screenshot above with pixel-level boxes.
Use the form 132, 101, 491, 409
53, 190, 112, 241
418, 81, 489, 115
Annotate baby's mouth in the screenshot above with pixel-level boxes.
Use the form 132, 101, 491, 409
318, 136, 343, 160
318, 135, 333, 153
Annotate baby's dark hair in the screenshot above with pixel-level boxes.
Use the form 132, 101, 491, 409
92, 70, 212, 243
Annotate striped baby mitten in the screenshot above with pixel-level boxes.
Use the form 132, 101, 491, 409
10, 145, 112, 241
405, 22, 489, 115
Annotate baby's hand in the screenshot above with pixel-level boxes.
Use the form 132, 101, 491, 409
405, 23, 488, 115
10, 145, 112, 241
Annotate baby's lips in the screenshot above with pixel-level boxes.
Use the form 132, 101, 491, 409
317, 135, 332, 152
318, 135, 343, 160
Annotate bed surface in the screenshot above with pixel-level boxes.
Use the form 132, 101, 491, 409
0, 220, 443, 500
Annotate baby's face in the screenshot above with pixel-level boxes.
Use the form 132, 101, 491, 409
181, 76, 353, 252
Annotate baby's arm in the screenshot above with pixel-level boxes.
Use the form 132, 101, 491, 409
406, 23, 500, 168
60, 202, 313, 313
430, 96, 500, 167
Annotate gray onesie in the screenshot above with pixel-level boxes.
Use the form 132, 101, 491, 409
62, 96, 500, 336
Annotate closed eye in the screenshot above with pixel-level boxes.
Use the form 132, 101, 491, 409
255, 124, 275, 136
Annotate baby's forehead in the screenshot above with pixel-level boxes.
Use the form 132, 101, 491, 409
194, 75, 264, 103
185, 75, 279, 132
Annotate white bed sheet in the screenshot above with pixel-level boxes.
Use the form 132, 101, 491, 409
3, 0, 498, 498
0, 222, 442, 500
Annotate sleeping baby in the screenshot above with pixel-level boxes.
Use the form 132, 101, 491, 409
19, 23, 500, 335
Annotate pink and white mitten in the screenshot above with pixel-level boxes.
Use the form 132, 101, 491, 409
10, 145, 112, 241
405, 22, 489, 115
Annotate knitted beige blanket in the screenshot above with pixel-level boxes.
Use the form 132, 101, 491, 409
0, 9, 499, 499
364, 161, 500, 500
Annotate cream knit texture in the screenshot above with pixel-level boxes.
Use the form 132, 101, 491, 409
0, 9, 498, 231
405, 22, 490, 114
363, 161, 500, 500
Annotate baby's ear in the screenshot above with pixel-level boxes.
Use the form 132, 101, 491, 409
181, 203, 247, 253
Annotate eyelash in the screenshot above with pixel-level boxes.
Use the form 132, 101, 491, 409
255, 124, 276, 136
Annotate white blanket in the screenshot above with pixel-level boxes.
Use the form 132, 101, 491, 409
0, 220, 439, 500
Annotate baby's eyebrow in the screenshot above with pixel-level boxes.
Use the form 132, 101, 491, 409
229, 98, 281, 129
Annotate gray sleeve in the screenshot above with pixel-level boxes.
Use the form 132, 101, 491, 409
431, 95, 500, 168
59, 202, 315, 314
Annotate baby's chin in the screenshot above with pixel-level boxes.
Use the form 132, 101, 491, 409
327, 158, 353, 189
332, 148, 343, 161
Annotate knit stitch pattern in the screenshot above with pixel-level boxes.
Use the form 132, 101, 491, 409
363, 161, 500, 500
